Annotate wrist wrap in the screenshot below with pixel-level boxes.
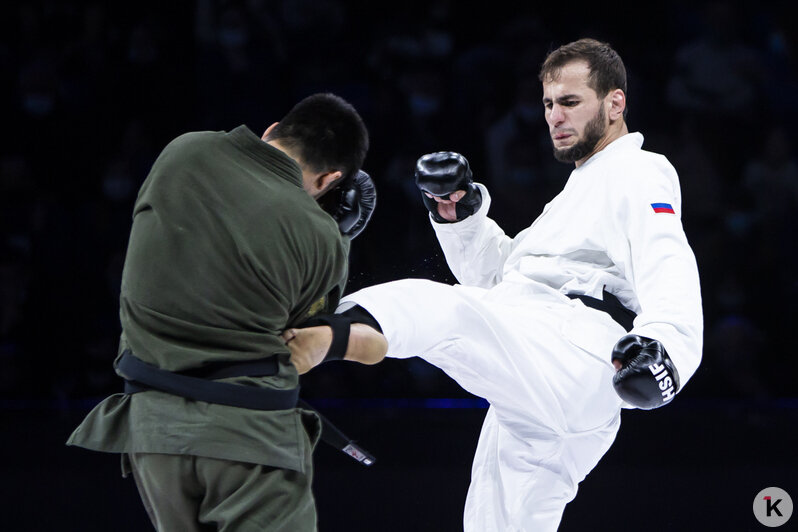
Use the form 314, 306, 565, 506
300, 314, 353, 362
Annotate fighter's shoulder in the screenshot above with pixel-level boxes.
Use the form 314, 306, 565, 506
161, 130, 225, 157
269, 189, 344, 244
638, 149, 678, 181
607, 148, 678, 195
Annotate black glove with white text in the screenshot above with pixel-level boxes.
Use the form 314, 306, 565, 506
319, 170, 376, 239
415, 151, 482, 223
611, 334, 681, 410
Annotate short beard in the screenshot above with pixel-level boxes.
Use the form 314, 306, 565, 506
552, 105, 606, 163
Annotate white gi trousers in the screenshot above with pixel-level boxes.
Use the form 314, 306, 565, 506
341, 278, 625, 532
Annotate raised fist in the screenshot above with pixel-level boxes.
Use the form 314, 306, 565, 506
415, 152, 482, 223
611, 334, 681, 410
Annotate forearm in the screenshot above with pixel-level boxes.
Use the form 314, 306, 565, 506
283, 312, 387, 374
630, 234, 703, 385
344, 323, 388, 365
433, 185, 512, 287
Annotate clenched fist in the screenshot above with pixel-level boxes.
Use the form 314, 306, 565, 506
282, 326, 333, 375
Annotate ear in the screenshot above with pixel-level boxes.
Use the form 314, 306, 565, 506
313, 170, 344, 196
261, 122, 279, 141
608, 89, 626, 121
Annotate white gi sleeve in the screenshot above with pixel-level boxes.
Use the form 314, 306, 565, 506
430, 184, 514, 288
612, 156, 704, 385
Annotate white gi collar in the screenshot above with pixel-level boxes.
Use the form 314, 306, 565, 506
579, 132, 645, 169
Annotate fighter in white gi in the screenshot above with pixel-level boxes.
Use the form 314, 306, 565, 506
283, 38, 702, 531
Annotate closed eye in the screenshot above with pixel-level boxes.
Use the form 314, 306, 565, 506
542, 98, 580, 110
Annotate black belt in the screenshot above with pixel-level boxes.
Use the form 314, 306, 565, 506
118, 350, 298, 410
118, 350, 375, 466
566, 290, 637, 332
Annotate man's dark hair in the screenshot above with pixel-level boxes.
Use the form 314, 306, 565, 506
266, 93, 369, 181
539, 38, 628, 116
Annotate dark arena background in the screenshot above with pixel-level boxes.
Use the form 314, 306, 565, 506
1, 1, 796, 530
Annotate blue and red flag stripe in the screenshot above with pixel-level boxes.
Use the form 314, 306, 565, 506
651, 203, 675, 214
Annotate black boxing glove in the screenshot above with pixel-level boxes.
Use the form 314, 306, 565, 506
415, 151, 482, 223
319, 170, 376, 239
611, 334, 681, 410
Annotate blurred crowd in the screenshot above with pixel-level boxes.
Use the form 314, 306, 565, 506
1, 0, 796, 403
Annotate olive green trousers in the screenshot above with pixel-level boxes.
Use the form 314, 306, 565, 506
128, 453, 317, 531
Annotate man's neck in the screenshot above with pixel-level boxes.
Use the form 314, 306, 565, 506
575, 121, 629, 168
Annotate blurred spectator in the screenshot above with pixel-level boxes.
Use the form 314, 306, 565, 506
0, 248, 28, 396
666, 3, 763, 119
750, 5, 798, 125
195, 0, 287, 129
0, 155, 36, 256
740, 126, 798, 232
705, 314, 770, 399
738, 125, 798, 332
665, 2, 766, 178
399, 62, 456, 151
483, 61, 562, 234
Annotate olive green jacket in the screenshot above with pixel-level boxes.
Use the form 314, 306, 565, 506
68, 126, 349, 473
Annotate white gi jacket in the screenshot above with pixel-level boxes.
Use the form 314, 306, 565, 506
342, 132, 703, 531
432, 132, 703, 387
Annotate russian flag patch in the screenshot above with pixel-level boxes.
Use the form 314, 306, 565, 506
651, 203, 675, 214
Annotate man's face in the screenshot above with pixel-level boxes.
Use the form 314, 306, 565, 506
542, 61, 608, 164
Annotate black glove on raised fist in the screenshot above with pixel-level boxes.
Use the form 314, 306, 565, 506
319, 170, 376, 239
611, 334, 681, 410
415, 152, 482, 223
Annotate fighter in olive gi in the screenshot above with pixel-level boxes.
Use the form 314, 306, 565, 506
68, 93, 372, 531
